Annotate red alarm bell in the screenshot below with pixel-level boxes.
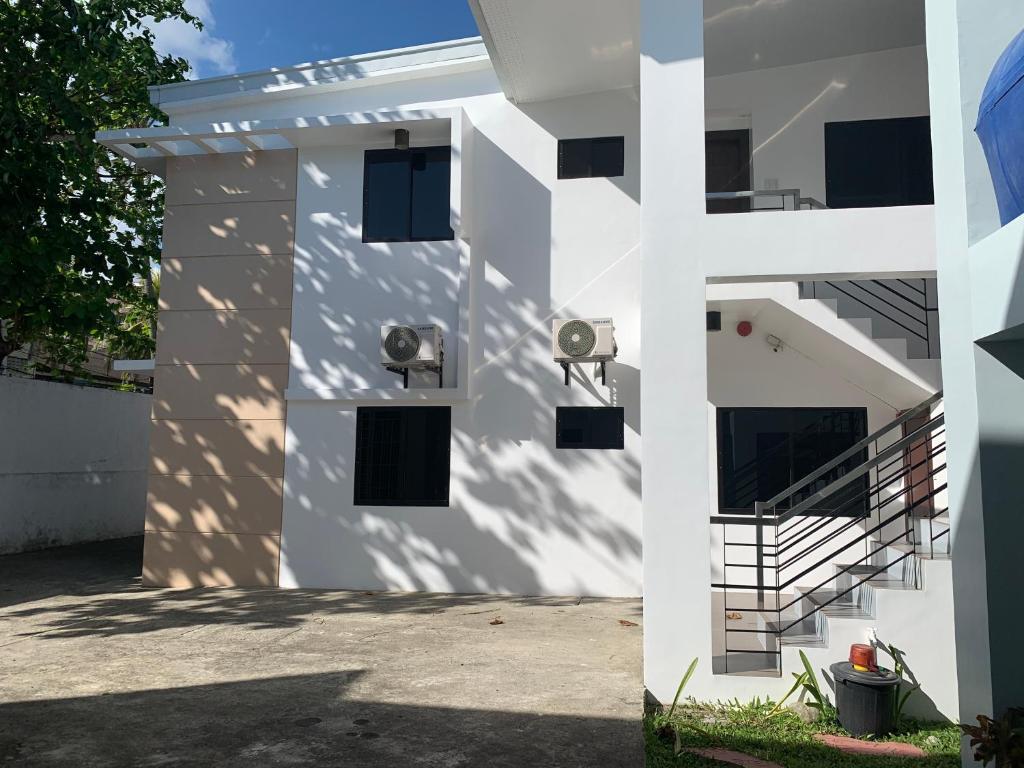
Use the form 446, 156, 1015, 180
737, 321, 753, 337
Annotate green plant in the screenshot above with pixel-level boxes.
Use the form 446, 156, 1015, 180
646, 700, 960, 768
667, 657, 699, 719
798, 650, 836, 718
876, 642, 920, 726
961, 708, 1024, 767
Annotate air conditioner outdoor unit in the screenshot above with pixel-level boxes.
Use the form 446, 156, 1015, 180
552, 318, 617, 363
380, 324, 443, 369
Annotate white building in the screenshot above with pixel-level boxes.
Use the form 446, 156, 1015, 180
98, 0, 1024, 738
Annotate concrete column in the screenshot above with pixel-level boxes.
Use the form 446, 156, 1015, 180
926, 0, 1002, 738
973, 339, 1024, 716
640, 0, 713, 701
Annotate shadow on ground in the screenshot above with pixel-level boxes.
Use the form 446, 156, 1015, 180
0, 672, 641, 768
0, 538, 644, 767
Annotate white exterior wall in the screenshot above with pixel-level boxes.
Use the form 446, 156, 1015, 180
279, 86, 643, 595
137, 14, 968, 716
706, 45, 930, 205
640, 0, 956, 716
0, 377, 150, 553
928, 0, 1024, 736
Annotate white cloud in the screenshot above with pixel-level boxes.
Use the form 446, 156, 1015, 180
148, 0, 236, 79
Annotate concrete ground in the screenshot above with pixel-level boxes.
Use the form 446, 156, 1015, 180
0, 538, 644, 767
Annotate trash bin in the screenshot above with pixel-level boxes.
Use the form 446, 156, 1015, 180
830, 662, 901, 737
976, 27, 1024, 227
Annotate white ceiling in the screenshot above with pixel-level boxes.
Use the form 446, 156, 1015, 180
471, 0, 925, 101
704, 0, 926, 77
469, 0, 640, 103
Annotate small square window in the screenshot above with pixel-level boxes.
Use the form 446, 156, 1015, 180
354, 406, 451, 506
362, 146, 455, 242
557, 137, 625, 179
556, 407, 624, 449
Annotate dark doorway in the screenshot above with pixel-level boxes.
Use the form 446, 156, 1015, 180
706, 129, 752, 214
716, 407, 869, 515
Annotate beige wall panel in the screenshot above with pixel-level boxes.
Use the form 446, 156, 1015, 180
162, 200, 294, 258
152, 364, 288, 420
142, 530, 280, 587
146, 474, 283, 535
160, 254, 293, 311
150, 418, 285, 477
156, 309, 291, 365
164, 150, 297, 207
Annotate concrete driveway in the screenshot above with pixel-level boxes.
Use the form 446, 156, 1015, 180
0, 538, 643, 767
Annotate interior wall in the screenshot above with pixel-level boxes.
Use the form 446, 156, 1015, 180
279, 87, 643, 595
705, 45, 930, 205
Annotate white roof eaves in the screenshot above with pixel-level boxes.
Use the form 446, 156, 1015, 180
150, 37, 490, 115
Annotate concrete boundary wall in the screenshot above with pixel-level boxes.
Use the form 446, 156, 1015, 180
0, 376, 150, 554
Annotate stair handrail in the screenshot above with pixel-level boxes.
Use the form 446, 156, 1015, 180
708, 391, 943, 528
770, 413, 944, 525
762, 390, 942, 511
712, 392, 948, 675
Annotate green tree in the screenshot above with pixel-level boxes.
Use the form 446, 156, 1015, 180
0, 0, 197, 370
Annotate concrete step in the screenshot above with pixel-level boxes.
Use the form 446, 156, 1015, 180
835, 562, 917, 590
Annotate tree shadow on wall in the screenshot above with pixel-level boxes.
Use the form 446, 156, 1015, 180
280, 125, 642, 596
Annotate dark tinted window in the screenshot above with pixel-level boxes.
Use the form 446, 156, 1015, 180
824, 117, 934, 208
558, 137, 625, 179
363, 146, 454, 242
556, 407, 624, 449
354, 406, 451, 506
717, 408, 868, 515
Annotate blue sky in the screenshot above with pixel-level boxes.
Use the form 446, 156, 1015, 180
150, 0, 480, 79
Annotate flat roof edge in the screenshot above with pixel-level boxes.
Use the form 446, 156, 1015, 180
150, 37, 487, 109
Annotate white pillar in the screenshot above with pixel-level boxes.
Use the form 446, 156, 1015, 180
925, 0, 992, 737
640, 0, 714, 702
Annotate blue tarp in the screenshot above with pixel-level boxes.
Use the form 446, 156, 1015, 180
976, 27, 1024, 226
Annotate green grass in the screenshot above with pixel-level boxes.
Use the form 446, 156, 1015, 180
645, 699, 961, 768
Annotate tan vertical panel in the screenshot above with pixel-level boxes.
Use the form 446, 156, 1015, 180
164, 150, 297, 206
146, 149, 297, 588
161, 200, 295, 258
142, 530, 280, 587
155, 309, 292, 365
151, 364, 288, 421
160, 254, 294, 311
146, 475, 284, 535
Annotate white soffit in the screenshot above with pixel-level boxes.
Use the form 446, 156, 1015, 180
96, 111, 456, 175
469, 0, 640, 103
704, 0, 926, 77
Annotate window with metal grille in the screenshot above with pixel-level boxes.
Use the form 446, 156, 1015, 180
362, 146, 454, 242
555, 407, 624, 449
354, 407, 451, 506
716, 407, 869, 515
557, 137, 625, 179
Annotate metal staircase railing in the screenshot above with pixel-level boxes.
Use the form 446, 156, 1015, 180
801, 279, 940, 359
710, 391, 947, 675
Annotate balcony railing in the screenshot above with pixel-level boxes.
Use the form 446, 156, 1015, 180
706, 190, 827, 212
